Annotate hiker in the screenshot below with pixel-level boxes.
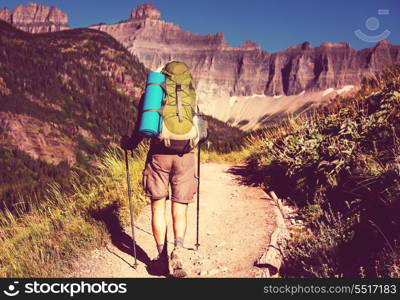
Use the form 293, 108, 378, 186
121, 61, 207, 277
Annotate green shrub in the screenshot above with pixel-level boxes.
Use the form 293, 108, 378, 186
283, 209, 355, 278
246, 63, 400, 277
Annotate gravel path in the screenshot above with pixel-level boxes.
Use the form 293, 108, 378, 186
70, 163, 276, 278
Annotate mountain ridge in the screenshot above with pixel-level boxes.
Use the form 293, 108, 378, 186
89, 3, 400, 101
0, 20, 147, 206
2, 2, 399, 104
0, 2, 69, 33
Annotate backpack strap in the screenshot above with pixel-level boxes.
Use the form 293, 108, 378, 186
143, 108, 163, 115
147, 82, 167, 94
164, 138, 171, 147
142, 81, 166, 116
176, 84, 183, 123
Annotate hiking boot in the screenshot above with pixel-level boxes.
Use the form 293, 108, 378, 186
169, 247, 188, 278
147, 254, 169, 276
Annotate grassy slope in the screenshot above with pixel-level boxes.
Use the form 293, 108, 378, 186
1, 19, 398, 277
0, 20, 147, 209
238, 63, 400, 277
0, 21, 249, 276
0, 146, 148, 277
0, 21, 148, 276
200, 115, 250, 164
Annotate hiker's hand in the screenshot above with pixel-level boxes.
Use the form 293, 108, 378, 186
120, 135, 136, 150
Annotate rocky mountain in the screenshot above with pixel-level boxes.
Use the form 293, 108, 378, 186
0, 20, 146, 164
0, 20, 146, 207
3, 3, 399, 128
0, 2, 69, 33
91, 3, 400, 102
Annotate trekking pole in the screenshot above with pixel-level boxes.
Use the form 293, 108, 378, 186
124, 149, 138, 268
195, 144, 201, 250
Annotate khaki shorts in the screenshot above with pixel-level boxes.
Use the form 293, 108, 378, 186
142, 152, 198, 204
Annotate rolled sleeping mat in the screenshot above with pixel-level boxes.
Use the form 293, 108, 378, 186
139, 72, 166, 136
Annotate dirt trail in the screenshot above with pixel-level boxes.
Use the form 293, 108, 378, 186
70, 163, 277, 278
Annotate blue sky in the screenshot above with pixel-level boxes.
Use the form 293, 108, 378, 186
1, 0, 399, 52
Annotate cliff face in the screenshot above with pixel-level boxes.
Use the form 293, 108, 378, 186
91, 3, 400, 100
2, 2, 400, 129
2, 3, 399, 100
0, 8, 11, 23
0, 2, 69, 33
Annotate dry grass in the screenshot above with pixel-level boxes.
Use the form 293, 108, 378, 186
0, 145, 147, 277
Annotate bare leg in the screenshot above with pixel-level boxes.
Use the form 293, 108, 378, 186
151, 198, 167, 247
147, 198, 169, 275
172, 201, 188, 243
170, 201, 189, 277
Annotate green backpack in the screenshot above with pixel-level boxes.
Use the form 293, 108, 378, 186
158, 61, 203, 153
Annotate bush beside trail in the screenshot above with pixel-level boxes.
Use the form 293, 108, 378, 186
244, 63, 400, 277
